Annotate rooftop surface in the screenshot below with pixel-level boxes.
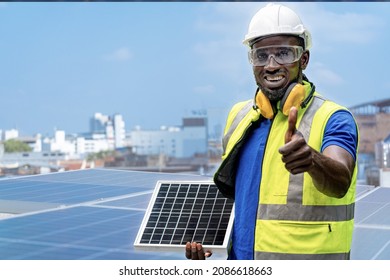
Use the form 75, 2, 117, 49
0, 168, 389, 260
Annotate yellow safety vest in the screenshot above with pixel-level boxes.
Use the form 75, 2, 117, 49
214, 84, 358, 259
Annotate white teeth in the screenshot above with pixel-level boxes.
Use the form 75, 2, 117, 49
267, 76, 283, 82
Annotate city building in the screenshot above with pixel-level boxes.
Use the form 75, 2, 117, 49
350, 98, 390, 185
130, 114, 208, 159
0, 111, 213, 175
90, 112, 126, 149
381, 134, 390, 168
3, 129, 19, 141
113, 114, 126, 149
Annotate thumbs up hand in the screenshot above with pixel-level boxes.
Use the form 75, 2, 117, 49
279, 107, 314, 175
285, 106, 298, 144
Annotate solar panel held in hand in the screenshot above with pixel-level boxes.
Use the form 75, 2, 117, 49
134, 181, 235, 254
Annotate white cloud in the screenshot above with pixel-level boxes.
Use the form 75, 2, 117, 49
104, 47, 133, 62
192, 3, 259, 83
193, 38, 249, 82
288, 2, 386, 46
310, 62, 344, 86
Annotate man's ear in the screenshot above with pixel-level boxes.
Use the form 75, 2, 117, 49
301, 51, 310, 70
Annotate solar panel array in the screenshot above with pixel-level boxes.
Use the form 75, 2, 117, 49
352, 186, 390, 259
134, 181, 234, 252
0, 168, 389, 260
0, 169, 212, 260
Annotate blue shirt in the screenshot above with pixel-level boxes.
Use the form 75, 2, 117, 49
228, 110, 358, 260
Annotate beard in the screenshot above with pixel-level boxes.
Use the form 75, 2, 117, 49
258, 64, 303, 103
261, 86, 289, 102
259, 70, 302, 103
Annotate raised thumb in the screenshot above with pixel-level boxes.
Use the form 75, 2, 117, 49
285, 106, 298, 144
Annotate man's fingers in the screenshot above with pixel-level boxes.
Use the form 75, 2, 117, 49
185, 242, 211, 260
285, 106, 298, 144
191, 242, 199, 260
196, 243, 206, 260
185, 242, 192, 259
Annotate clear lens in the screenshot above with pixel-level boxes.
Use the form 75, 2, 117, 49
248, 45, 303, 66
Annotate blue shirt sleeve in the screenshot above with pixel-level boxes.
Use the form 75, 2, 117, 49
321, 110, 358, 161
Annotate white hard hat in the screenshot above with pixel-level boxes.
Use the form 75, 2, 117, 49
243, 3, 312, 50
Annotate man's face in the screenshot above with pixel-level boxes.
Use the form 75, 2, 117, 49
251, 35, 309, 102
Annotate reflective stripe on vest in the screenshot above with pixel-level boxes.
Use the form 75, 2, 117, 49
255, 251, 350, 260
222, 100, 254, 153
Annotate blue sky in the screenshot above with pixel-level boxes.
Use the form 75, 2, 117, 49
0, 2, 389, 136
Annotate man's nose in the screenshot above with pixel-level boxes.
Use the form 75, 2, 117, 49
264, 55, 280, 69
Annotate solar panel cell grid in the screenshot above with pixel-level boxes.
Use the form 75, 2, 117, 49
134, 181, 234, 252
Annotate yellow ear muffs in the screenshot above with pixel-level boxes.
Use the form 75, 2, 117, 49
254, 83, 306, 119
279, 83, 305, 116
255, 90, 274, 119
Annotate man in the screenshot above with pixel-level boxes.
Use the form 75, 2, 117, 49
186, 3, 358, 260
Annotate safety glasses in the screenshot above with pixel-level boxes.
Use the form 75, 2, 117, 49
248, 45, 304, 66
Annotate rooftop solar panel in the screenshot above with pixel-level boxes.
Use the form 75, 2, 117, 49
352, 187, 390, 260
134, 181, 234, 254
0, 169, 389, 260
96, 193, 152, 210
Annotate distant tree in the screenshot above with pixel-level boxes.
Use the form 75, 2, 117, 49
3, 139, 32, 153
86, 150, 115, 161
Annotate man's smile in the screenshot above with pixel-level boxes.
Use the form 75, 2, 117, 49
263, 74, 287, 89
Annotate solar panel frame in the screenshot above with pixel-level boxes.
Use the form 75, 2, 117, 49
134, 180, 235, 254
